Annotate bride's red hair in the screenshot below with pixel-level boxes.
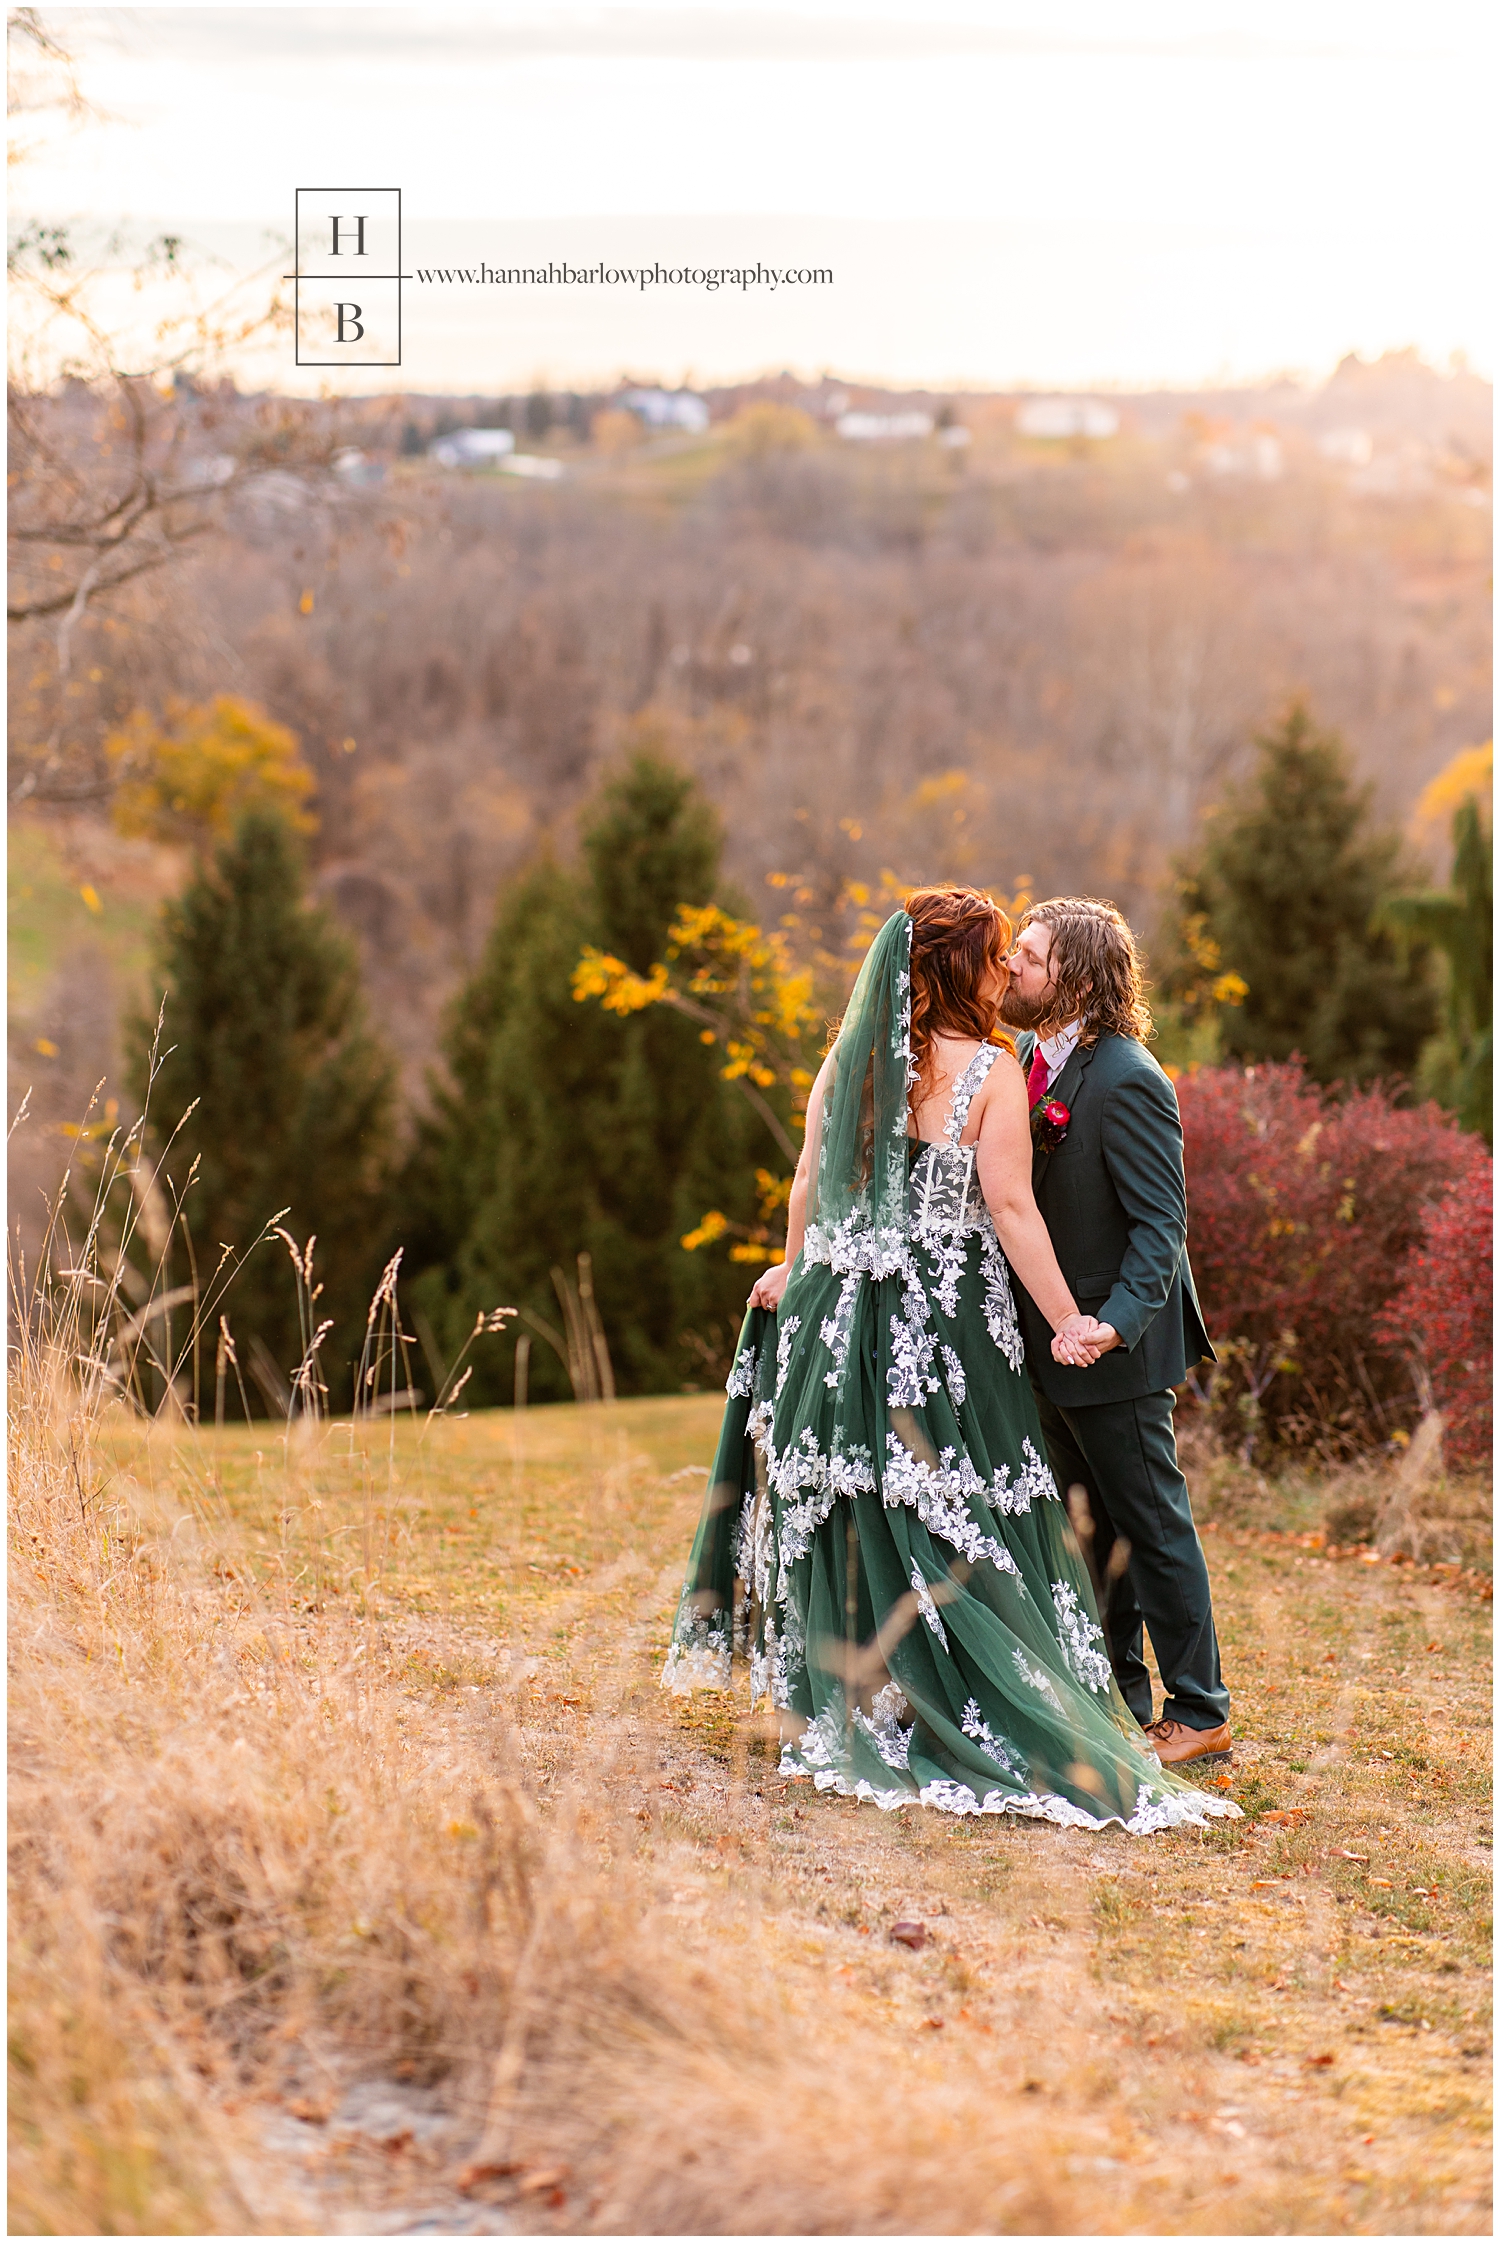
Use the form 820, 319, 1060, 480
906, 885, 1014, 1097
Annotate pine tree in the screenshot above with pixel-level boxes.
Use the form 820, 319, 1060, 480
1383, 794, 1492, 1141
132, 810, 396, 1410
406, 756, 771, 1403
1165, 704, 1437, 1085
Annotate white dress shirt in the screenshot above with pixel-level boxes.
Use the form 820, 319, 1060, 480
1034, 1018, 1082, 1091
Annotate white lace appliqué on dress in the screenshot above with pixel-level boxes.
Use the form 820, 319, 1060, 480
725, 1348, 757, 1400
988, 1436, 1060, 1516
1013, 1646, 1067, 1712
907, 1043, 999, 1309
961, 1696, 1031, 1782
775, 1314, 802, 1397
979, 1225, 1027, 1373
803, 1212, 912, 1281
1050, 1579, 1114, 1693
887, 1271, 941, 1408
909, 1561, 950, 1647
784, 1726, 1239, 1834
662, 1604, 732, 1693
818, 1271, 860, 1388
882, 1429, 1022, 1577
765, 1425, 877, 1564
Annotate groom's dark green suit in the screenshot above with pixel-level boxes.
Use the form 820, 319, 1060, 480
1013, 1028, 1229, 1733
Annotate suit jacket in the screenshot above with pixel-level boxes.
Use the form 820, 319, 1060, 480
1014, 1028, 1215, 1408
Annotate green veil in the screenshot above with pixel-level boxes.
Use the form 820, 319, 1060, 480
802, 907, 916, 1279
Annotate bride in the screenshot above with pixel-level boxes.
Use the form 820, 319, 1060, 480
663, 887, 1237, 1834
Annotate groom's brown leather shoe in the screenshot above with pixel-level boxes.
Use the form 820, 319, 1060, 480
1143, 1717, 1232, 1768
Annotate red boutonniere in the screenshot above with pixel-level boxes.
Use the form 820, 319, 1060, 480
1031, 1096, 1071, 1150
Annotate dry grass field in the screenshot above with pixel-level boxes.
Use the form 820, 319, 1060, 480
9, 1390, 1492, 2236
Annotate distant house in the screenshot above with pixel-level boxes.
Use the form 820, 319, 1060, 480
1203, 433, 1283, 481
428, 428, 516, 468
619, 389, 710, 433
835, 410, 934, 442
332, 448, 385, 487
1317, 427, 1374, 467
1015, 398, 1120, 440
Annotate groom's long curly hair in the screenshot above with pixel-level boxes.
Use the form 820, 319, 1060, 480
904, 885, 1015, 1097
1020, 895, 1154, 1044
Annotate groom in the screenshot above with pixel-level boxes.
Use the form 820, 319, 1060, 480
1000, 896, 1231, 1768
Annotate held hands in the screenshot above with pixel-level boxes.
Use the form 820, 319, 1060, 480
748, 1260, 791, 1312
1050, 1315, 1122, 1368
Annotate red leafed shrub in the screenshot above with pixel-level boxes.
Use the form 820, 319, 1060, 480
1374, 1167, 1493, 1467
1176, 1060, 1490, 1456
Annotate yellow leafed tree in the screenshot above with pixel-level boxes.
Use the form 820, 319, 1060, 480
575, 902, 822, 1265
107, 695, 315, 848
1413, 741, 1492, 843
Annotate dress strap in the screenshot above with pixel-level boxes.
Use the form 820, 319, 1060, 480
944, 1043, 1002, 1145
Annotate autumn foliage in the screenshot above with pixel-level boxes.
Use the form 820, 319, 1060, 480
1375, 1165, 1493, 1467
106, 695, 315, 848
1177, 1061, 1491, 1459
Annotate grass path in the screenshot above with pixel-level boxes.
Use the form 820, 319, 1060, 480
95, 1394, 1492, 2234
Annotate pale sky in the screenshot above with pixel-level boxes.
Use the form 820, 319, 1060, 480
13, 1, 1495, 392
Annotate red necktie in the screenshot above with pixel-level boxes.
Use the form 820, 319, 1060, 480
1026, 1048, 1050, 1107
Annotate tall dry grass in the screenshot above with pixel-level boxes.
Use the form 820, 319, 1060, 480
9, 1090, 1087, 2237
10, 1385, 1089, 2235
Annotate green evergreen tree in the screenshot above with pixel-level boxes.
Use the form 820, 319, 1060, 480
1165, 703, 1437, 1086
132, 810, 396, 1410
1382, 795, 1492, 1141
405, 756, 772, 1404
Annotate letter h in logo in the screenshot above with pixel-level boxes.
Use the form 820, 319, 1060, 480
293, 189, 402, 366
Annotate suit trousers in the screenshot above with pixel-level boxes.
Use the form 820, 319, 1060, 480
1029, 1382, 1229, 1732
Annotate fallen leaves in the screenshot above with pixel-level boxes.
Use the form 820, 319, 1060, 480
456, 2159, 517, 2194
457, 2159, 570, 2208
518, 2167, 570, 2199
890, 1920, 927, 1950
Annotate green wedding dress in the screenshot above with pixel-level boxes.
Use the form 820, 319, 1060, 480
663, 910, 1238, 1835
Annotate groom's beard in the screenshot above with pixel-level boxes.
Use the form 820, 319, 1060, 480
998, 981, 1057, 1033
